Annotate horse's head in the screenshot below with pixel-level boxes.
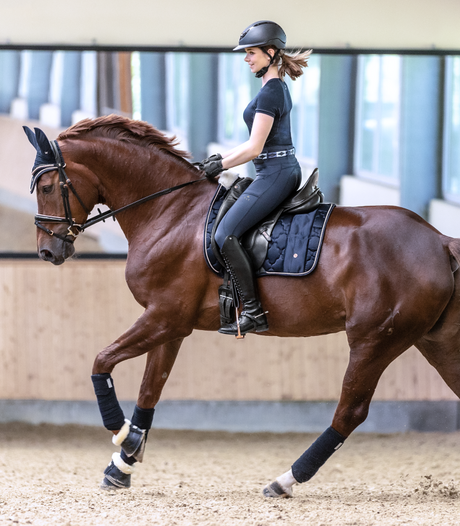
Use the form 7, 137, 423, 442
24, 126, 98, 265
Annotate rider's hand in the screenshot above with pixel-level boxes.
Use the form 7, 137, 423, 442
202, 158, 224, 179
201, 153, 222, 165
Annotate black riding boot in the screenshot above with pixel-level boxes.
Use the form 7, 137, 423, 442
218, 235, 269, 336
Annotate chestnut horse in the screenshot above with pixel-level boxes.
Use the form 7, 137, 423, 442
25, 115, 460, 496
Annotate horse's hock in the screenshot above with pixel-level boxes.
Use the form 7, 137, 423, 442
0, 258, 458, 432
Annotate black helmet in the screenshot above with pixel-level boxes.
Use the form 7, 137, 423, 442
233, 20, 286, 51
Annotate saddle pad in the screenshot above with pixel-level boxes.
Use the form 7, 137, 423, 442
203, 184, 335, 277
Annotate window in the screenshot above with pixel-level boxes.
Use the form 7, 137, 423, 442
286, 54, 321, 164
165, 52, 189, 146
443, 56, 460, 202
131, 51, 141, 121
217, 53, 257, 146
355, 55, 401, 183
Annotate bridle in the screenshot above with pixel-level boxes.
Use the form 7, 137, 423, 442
33, 141, 91, 242
32, 140, 207, 244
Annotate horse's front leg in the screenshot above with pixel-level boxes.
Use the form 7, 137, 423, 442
90, 310, 185, 489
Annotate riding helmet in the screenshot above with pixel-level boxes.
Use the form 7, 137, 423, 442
233, 20, 287, 51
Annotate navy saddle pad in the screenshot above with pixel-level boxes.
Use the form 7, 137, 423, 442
204, 184, 335, 277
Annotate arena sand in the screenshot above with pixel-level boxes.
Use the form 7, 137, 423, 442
0, 423, 459, 525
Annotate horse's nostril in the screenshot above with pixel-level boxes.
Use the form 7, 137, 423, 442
40, 249, 54, 261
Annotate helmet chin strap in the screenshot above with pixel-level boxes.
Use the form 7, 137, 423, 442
255, 48, 280, 78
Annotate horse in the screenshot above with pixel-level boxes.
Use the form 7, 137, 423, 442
24, 114, 460, 497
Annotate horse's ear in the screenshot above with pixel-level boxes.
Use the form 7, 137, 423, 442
34, 127, 52, 155
23, 126, 38, 150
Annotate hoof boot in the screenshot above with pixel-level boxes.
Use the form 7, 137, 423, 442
101, 458, 132, 490
113, 419, 146, 462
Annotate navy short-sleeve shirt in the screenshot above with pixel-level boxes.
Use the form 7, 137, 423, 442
243, 78, 294, 153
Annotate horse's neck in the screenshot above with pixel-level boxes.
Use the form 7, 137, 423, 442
91, 142, 208, 241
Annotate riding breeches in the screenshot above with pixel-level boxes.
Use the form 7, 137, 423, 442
215, 155, 302, 249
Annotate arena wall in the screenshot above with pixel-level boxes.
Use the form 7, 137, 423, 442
0, 258, 456, 404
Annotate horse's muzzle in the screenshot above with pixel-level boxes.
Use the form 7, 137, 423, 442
38, 237, 75, 265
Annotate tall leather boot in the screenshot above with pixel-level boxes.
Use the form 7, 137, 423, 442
218, 235, 269, 336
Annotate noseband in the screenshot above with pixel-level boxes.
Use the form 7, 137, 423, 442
32, 140, 207, 244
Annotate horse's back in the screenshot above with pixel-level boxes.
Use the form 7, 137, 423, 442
325, 204, 448, 260
261, 204, 456, 338
325, 205, 455, 323
323, 204, 453, 285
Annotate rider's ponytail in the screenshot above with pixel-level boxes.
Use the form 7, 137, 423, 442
263, 48, 313, 81
279, 49, 313, 80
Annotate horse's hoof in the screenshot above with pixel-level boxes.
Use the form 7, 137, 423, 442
262, 480, 293, 498
100, 455, 133, 489
100, 475, 130, 490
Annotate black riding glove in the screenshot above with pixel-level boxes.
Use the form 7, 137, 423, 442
192, 153, 223, 175
202, 158, 224, 179
201, 153, 223, 165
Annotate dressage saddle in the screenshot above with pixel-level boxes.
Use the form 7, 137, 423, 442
210, 168, 324, 270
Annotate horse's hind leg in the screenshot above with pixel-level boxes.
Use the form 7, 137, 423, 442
415, 332, 460, 399
98, 339, 183, 489
414, 272, 460, 399
264, 337, 411, 499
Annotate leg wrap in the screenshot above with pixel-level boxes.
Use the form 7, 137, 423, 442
131, 405, 155, 435
91, 373, 125, 431
291, 426, 346, 484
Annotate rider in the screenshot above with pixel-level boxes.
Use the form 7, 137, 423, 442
201, 20, 312, 336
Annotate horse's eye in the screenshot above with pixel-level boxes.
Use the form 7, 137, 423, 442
42, 185, 54, 194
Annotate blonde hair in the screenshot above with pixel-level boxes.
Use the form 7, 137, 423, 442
264, 47, 313, 81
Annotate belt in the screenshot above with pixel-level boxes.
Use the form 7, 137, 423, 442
256, 148, 295, 160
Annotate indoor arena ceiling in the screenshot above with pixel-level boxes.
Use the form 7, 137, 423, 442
1, 0, 460, 51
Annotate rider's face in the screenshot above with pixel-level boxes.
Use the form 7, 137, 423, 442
244, 47, 271, 74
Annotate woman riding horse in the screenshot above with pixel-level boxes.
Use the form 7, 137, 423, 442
200, 21, 312, 337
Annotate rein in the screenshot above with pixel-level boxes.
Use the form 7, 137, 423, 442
33, 140, 207, 243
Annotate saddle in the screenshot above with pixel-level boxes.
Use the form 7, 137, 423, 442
204, 168, 334, 327
209, 168, 325, 271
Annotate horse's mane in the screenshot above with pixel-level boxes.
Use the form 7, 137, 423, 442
58, 114, 192, 162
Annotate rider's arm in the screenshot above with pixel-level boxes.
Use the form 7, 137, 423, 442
221, 112, 274, 170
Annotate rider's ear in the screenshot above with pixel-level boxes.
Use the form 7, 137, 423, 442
34, 128, 52, 155
23, 126, 38, 150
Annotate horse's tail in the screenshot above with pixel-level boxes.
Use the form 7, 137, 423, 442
446, 237, 460, 273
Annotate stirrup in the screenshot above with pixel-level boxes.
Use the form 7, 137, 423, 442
218, 310, 268, 336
